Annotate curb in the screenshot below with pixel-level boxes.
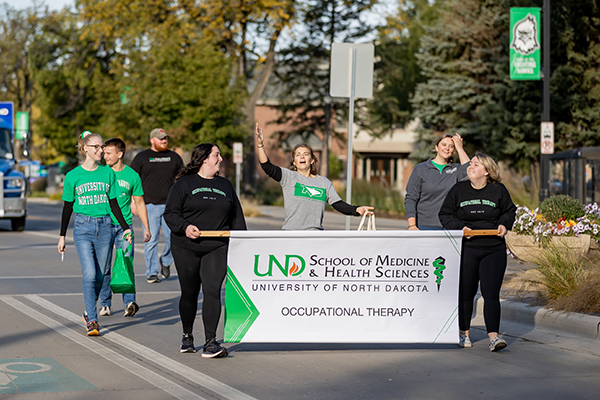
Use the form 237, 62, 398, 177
476, 297, 600, 339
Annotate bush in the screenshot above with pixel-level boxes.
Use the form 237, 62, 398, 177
538, 195, 585, 223
348, 179, 405, 216
535, 239, 584, 300
256, 177, 283, 206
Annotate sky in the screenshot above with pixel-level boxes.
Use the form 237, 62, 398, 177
3, 0, 73, 10
4, 0, 394, 23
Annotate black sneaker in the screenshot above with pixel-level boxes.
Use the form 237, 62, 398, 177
160, 260, 171, 279
124, 302, 139, 317
202, 338, 228, 358
146, 275, 160, 283
181, 333, 196, 353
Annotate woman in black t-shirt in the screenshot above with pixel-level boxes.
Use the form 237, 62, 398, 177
164, 143, 247, 357
439, 153, 516, 352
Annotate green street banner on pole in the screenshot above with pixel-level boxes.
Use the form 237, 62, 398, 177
224, 230, 463, 343
15, 112, 29, 140
510, 8, 541, 80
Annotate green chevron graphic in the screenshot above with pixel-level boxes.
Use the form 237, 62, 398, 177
224, 267, 260, 343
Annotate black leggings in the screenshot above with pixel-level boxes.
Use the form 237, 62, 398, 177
172, 242, 228, 341
458, 245, 507, 333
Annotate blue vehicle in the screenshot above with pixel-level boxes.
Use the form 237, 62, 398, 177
0, 126, 27, 231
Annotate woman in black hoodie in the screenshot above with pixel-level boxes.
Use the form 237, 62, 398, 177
439, 153, 516, 352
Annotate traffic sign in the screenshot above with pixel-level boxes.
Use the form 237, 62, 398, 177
541, 122, 554, 154
233, 142, 243, 164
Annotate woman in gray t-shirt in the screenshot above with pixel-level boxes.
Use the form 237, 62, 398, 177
255, 123, 373, 230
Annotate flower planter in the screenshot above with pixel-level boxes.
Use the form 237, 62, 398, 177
505, 231, 591, 264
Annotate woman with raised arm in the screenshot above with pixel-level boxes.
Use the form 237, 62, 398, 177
255, 123, 373, 230
57, 131, 132, 336
439, 153, 516, 352
404, 133, 471, 230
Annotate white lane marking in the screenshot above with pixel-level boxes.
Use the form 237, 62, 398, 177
0, 296, 207, 400
0, 291, 182, 297
0, 275, 177, 280
24, 295, 256, 400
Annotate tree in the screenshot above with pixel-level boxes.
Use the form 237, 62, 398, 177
367, 0, 445, 137
77, 0, 296, 186
409, 0, 600, 170
273, 0, 378, 176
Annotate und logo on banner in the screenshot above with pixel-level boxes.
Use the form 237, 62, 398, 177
511, 14, 540, 55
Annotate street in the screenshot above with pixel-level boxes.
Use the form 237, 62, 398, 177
0, 200, 599, 399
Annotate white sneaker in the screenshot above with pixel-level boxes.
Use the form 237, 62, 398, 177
489, 337, 507, 352
99, 306, 111, 316
459, 334, 472, 348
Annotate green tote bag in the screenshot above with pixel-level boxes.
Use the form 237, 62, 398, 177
110, 241, 136, 294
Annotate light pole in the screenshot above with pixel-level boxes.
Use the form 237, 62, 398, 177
540, 0, 551, 201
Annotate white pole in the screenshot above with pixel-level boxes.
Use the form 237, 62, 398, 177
345, 48, 357, 231
235, 163, 241, 195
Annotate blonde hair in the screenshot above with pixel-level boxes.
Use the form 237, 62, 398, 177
77, 131, 103, 157
474, 152, 501, 183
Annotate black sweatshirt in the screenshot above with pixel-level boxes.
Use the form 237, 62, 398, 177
438, 181, 516, 249
163, 174, 247, 251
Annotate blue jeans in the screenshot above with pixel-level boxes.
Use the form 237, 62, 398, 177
72, 214, 115, 323
100, 224, 136, 308
144, 203, 173, 277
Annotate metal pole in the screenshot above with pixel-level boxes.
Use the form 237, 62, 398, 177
540, 0, 551, 201
345, 48, 357, 230
324, 95, 331, 178
235, 163, 241, 195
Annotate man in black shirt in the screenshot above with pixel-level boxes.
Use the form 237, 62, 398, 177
131, 128, 183, 283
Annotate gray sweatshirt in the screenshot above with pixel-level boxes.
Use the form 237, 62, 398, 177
404, 159, 469, 227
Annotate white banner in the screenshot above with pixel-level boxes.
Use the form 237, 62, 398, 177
224, 230, 463, 343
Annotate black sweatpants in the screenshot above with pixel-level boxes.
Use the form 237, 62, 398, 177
458, 245, 507, 333
172, 242, 228, 341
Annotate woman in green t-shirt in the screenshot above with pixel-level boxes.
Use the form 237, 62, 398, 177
57, 131, 131, 336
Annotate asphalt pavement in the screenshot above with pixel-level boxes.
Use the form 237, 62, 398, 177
0, 199, 598, 399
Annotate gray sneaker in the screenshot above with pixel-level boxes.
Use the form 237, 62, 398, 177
489, 337, 507, 352
459, 334, 472, 348
146, 275, 160, 283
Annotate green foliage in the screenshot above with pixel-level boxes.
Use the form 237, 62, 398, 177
538, 195, 585, 223
272, 0, 378, 150
256, 177, 284, 206
535, 240, 584, 300
405, 0, 600, 170
366, 0, 445, 136
328, 153, 344, 180
350, 179, 405, 216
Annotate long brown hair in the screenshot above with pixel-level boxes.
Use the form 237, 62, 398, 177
290, 144, 318, 176
176, 143, 219, 180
